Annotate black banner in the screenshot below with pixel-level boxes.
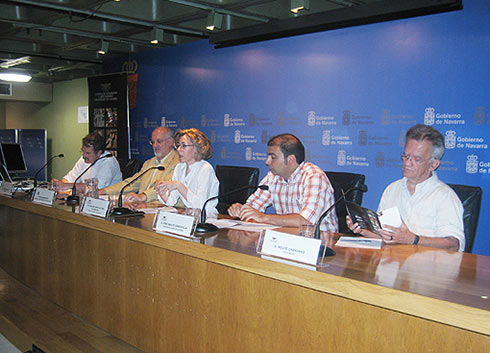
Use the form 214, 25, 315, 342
88, 73, 129, 160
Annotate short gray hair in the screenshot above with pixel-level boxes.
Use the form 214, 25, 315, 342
406, 124, 445, 160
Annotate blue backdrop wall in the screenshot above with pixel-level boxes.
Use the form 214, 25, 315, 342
108, 1, 489, 255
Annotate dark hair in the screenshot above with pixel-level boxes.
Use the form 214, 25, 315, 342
267, 133, 305, 164
406, 124, 445, 160
82, 132, 105, 153
174, 128, 212, 160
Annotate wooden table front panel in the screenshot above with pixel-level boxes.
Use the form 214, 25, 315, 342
0, 202, 489, 353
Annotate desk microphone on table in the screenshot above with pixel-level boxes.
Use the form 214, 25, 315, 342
111, 165, 165, 217
195, 185, 269, 233
314, 184, 368, 257
33, 154, 64, 188
66, 153, 113, 205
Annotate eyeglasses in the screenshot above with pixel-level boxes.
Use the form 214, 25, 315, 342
149, 138, 171, 145
401, 153, 431, 164
80, 148, 95, 155
173, 143, 194, 150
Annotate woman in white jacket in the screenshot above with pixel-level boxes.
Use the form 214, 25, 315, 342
155, 128, 219, 215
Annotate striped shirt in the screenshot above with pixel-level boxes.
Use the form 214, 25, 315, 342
246, 162, 338, 232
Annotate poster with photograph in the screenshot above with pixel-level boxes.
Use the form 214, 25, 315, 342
88, 73, 129, 160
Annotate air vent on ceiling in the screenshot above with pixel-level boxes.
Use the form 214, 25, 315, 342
0, 82, 12, 96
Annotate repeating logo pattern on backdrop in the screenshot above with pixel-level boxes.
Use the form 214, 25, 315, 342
137, 106, 487, 181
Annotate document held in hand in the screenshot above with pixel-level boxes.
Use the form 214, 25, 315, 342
346, 202, 402, 233
345, 201, 383, 233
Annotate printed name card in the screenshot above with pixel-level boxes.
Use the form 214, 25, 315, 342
0, 181, 13, 196
153, 210, 196, 237
258, 229, 322, 266
80, 197, 110, 218
32, 188, 56, 206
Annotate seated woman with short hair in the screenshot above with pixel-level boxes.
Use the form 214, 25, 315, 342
155, 128, 219, 215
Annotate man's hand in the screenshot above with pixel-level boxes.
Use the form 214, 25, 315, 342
239, 205, 267, 223
228, 203, 266, 222
51, 178, 70, 191
378, 220, 416, 245
124, 192, 147, 203
227, 203, 243, 218
346, 215, 381, 239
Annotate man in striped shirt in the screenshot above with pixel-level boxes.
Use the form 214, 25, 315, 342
228, 133, 338, 232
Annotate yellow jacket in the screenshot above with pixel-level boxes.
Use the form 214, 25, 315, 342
103, 149, 179, 201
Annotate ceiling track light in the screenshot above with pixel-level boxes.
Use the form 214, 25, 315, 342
290, 0, 310, 14
150, 28, 164, 44
206, 10, 223, 31
98, 40, 109, 54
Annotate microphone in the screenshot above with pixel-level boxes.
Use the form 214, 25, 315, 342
314, 184, 368, 257
66, 153, 113, 205
111, 165, 165, 216
33, 154, 64, 188
195, 184, 269, 233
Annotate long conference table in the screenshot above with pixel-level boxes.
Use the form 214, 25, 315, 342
0, 194, 489, 352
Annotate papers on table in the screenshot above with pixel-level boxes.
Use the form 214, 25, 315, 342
206, 218, 280, 231
335, 236, 383, 249
137, 206, 177, 214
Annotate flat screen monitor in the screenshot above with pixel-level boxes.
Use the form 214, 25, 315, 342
0, 142, 27, 173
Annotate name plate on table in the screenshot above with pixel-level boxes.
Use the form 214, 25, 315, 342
80, 197, 110, 218
0, 181, 13, 196
31, 188, 56, 206
257, 229, 322, 266
153, 210, 196, 237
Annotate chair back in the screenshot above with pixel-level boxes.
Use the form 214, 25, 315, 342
324, 171, 366, 233
216, 165, 259, 214
117, 158, 142, 180
448, 184, 482, 253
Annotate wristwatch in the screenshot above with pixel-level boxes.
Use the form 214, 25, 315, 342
412, 234, 420, 245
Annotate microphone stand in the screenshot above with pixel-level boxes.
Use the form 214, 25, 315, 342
314, 184, 368, 257
111, 166, 165, 217
66, 153, 112, 206
33, 154, 64, 188
195, 185, 269, 233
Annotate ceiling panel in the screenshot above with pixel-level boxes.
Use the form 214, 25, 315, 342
0, 0, 462, 83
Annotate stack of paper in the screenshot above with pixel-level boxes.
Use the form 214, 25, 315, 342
335, 236, 383, 249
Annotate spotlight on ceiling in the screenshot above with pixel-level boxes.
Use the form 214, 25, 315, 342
98, 40, 109, 55
206, 10, 223, 31
290, 0, 310, 14
150, 28, 164, 44
0, 72, 32, 82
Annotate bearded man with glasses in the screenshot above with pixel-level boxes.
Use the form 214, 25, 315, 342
347, 124, 464, 251
100, 127, 179, 202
